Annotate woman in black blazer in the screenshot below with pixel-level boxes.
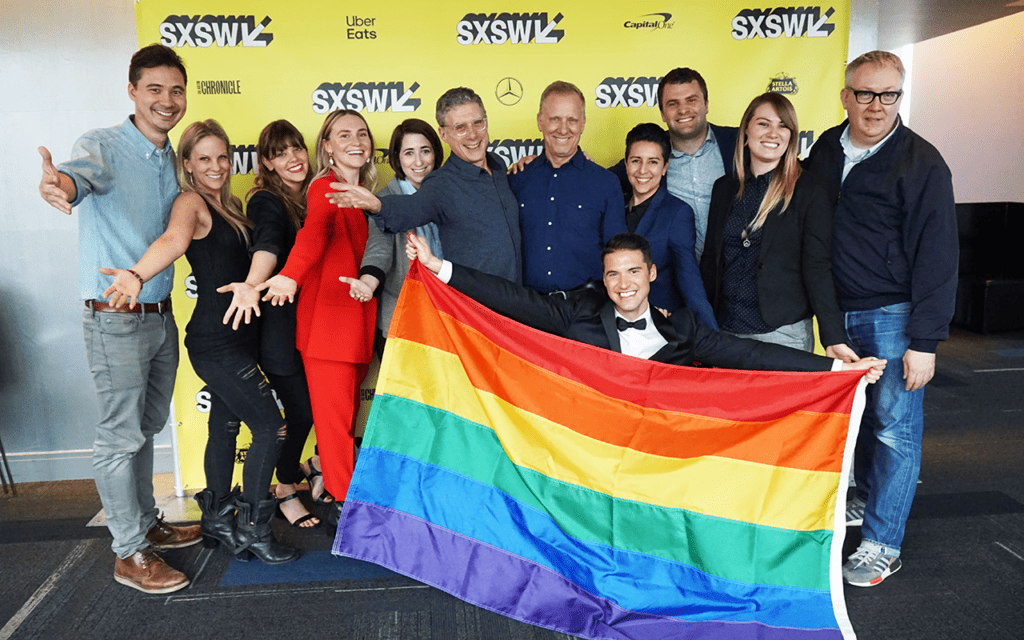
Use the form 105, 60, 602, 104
699, 93, 853, 356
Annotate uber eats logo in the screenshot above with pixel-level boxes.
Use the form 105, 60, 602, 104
456, 12, 565, 45
594, 77, 660, 109
311, 82, 422, 114
159, 15, 274, 47
731, 7, 835, 39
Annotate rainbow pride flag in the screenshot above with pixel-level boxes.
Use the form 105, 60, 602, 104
334, 261, 864, 639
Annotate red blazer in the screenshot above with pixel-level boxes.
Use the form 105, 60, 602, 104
279, 175, 375, 363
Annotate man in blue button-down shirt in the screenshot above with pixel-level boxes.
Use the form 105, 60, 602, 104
329, 87, 523, 284
507, 81, 626, 294
37, 44, 199, 595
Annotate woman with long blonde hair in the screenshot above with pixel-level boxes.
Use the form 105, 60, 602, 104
258, 110, 386, 526
700, 93, 852, 356
102, 119, 299, 564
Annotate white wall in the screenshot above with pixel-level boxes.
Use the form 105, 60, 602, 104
909, 11, 1024, 204
0, 0, 174, 482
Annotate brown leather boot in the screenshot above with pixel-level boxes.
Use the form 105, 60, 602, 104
113, 547, 190, 594
146, 515, 202, 550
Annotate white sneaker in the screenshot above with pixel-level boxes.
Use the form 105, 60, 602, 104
843, 542, 901, 587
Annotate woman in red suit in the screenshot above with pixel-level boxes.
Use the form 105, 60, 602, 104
258, 110, 383, 523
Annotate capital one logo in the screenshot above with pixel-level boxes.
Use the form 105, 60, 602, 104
456, 12, 565, 44
159, 15, 274, 47
594, 77, 660, 109
731, 7, 835, 39
311, 82, 421, 114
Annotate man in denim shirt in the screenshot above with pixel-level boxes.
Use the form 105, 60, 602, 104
38, 44, 199, 594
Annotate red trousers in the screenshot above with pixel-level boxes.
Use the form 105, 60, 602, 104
301, 355, 369, 501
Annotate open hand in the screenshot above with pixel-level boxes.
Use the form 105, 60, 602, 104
99, 267, 142, 309
217, 282, 261, 330
39, 147, 73, 214
255, 274, 297, 306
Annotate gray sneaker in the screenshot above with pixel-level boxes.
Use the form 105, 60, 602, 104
846, 496, 866, 526
843, 543, 901, 587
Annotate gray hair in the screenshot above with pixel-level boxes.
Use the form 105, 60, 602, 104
435, 87, 486, 127
845, 50, 906, 87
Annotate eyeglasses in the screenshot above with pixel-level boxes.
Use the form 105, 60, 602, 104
848, 89, 903, 105
443, 117, 487, 137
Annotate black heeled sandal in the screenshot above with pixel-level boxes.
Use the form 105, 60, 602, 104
302, 457, 334, 504
275, 492, 319, 528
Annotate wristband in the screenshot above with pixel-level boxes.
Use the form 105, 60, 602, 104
126, 269, 144, 287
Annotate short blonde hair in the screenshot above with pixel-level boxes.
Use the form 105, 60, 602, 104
845, 51, 906, 87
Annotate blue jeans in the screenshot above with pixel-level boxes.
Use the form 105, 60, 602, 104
83, 307, 178, 559
844, 302, 924, 552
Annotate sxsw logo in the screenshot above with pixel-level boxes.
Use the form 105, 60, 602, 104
456, 12, 565, 45
731, 7, 835, 39
594, 77, 660, 109
488, 139, 545, 168
311, 82, 421, 114
159, 15, 274, 47
232, 145, 258, 175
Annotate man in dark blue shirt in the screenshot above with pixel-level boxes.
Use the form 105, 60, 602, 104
507, 81, 625, 294
329, 87, 522, 283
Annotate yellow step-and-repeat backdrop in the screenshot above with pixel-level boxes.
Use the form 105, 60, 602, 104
135, 0, 850, 492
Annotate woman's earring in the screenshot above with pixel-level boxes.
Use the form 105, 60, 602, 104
329, 155, 335, 165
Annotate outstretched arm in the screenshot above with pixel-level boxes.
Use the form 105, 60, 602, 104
100, 191, 206, 308
38, 147, 77, 214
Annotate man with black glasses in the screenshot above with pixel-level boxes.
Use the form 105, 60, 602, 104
329, 87, 522, 283
805, 50, 958, 587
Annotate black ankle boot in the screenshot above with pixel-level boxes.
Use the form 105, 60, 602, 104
234, 497, 300, 564
194, 487, 239, 551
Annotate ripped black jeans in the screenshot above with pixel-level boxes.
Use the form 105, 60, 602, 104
189, 347, 285, 511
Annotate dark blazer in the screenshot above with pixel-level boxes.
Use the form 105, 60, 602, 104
699, 170, 846, 347
634, 185, 718, 330
609, 122, 739, 197
447, 263, 833, 372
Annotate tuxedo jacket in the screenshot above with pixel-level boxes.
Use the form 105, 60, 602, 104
447, 264, 832, 372
699, 170, 847, 347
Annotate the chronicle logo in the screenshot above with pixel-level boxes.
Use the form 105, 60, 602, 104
594, 77, 659, 109
495, 78, 524, 106
488, 139, 545, 168
624, 12, 675, 30
731, 7, 835, 39
456, 12, 565, 45
767, 73, 798, 94
311, 82, 422, 114
159, 15, 273, 48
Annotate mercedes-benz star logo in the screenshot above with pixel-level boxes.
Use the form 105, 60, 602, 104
495, 77, 523, 106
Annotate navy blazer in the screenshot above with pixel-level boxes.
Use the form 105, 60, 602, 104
634, 185, 718, 330
699, 170, 846, 347
447, 263, 833, 372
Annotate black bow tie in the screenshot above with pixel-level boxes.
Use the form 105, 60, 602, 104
616, 317, 647, 332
